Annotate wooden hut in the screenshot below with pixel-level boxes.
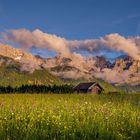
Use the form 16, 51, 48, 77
74, 82, 104, 94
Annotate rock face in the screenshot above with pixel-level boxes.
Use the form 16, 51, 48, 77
113, 56, 140, 74
113, 56, 133, 72
45, 55, 94, 80
104, 56, 140, 85
0, 55, 18, 67
95, 56, 112, 70
129, 60, 140, 73
0, 45, 45, 72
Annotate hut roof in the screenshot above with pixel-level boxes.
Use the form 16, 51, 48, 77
74, 82, 97, 90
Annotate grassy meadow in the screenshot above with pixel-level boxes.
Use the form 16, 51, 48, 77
0, 94, 140, 140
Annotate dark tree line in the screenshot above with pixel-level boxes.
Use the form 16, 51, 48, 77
0, 84, 74, 94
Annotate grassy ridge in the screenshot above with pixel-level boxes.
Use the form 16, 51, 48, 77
0, 65, 62, 87
0, 94, 139, 140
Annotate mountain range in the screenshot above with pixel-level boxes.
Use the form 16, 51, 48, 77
1, 44, 140, 88
46, 53, 140, 86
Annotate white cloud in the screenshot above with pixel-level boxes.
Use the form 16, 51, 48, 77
2, 28, 140, 60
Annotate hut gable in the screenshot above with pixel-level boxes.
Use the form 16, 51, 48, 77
74, 82, 104, 94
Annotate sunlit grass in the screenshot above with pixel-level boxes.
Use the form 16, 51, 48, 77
0, 94, 139, 140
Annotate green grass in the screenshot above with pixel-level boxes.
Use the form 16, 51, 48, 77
0, 65, 62, 87
0, 94, 140, 140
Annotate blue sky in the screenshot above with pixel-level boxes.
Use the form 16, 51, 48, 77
0, 0, 140, 58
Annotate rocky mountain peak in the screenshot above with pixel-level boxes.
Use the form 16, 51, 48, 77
113, 55, 140, 73
0, 45, 45, 72
95, 56, 112, 70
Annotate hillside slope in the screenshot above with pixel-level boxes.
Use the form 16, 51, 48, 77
0, 55, 62, 87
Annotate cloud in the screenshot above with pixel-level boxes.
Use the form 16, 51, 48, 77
68, 34, 140, 60
130, 36, 140, 47
1, 28, 140, 60
2, 29, 70, 56
101, 34, 140, 60
94, 68, 130, 83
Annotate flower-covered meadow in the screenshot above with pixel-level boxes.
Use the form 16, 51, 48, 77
0, 94, 139, 140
